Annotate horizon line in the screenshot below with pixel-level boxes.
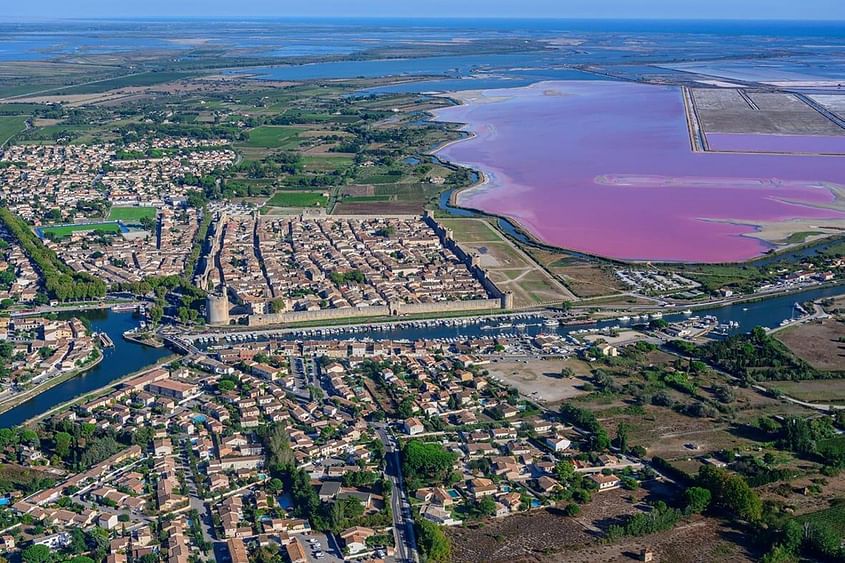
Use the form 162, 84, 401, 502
2, 16, 845, 22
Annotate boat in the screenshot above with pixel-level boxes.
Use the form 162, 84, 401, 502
619, 315, 631, 322
682, 309, 693, 315
650, 312, 663, 320
543, 319, 559, 328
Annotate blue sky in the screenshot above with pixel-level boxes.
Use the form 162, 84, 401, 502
4, 0, 845, 20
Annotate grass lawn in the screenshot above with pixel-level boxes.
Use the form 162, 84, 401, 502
0, 115, 28, 145
243, 126, 301, 149
107, 206, 157, 222
266, 191, 328, 207
41, 222, 121, 239
440, 218, 504, 243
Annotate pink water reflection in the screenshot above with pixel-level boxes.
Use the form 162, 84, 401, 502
433, 81, 845, 262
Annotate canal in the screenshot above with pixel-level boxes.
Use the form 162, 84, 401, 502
3, 283, 843, 429
201, 285, 845, 344
0, 310, 171, 428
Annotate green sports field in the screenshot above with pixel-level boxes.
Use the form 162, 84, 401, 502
107, 206, 157, 222
40, 222, 122, 239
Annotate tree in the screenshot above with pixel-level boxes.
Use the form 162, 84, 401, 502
615, 422, 629, 454
86, 527, 110, 559
696, 465, 761, 522
402, 440, 458, 489
265, 422, 294, 469
559, 404, 610, 450
148, 305, 163, 325
780, 519, 804, 554
55, 431, 72, 459
20, 428, 39, 447
69, 527, 87, 554
0, 428, 18, 450
760, 545, 798, 563
416, 519, 451, 563
139, 215, 156, 231
478, 496, 497, 517
555, 459, 575, 482
22, 545, 52, 563
683, 486, 711, 514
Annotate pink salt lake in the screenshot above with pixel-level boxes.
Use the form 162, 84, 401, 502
433, 81, 845, 262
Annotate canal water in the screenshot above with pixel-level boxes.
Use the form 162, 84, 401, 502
206, 285, 845, 345
3, 284, 843, 429
0, 310, 170, 428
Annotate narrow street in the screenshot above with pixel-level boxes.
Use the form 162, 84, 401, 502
373, 425, 419, 563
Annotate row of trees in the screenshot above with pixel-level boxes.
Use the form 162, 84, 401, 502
0, 208, 106, 301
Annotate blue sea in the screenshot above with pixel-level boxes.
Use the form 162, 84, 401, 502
1, 18, 844, 62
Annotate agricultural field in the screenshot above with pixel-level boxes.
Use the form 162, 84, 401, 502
55, 71, 198, 95
107, 206, 157, 222
265, 191, 328, 208
358, 171, 405, 184
769, 379, 845, 405
333, 182, 442, 215
775, 319, 845, 373
242, 125, 302, 149
16, 117, 139, 145
446, 506, 593, 563
0, 115, 28, 145
301, 154, 355, 173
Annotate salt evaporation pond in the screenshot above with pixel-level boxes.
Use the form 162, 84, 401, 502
433, 81, 845, 262
706, 133, 845, 155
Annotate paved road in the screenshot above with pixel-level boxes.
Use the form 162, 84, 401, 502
178, 439, 216, 546
374, 425, 419, 563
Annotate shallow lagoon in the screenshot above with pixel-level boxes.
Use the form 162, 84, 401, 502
434, 81, 845, 263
